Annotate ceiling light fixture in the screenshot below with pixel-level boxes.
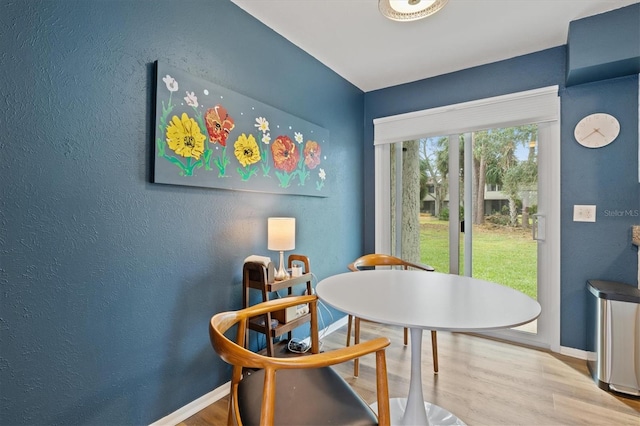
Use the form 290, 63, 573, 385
379, 0, 448, 22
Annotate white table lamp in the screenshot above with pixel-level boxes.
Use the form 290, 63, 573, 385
268, 217, 295, 281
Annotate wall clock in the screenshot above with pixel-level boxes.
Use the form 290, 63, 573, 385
574, 113, 620, 148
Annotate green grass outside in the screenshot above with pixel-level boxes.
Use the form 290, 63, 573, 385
419, 215, 537, 299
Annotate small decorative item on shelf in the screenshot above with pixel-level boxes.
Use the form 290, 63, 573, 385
291, 264, 302, 277
267, 217, 295, 281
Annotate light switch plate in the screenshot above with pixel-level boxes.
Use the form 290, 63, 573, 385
574, 205, 596, 222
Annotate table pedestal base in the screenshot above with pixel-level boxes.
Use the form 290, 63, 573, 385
371, 398, 466, 426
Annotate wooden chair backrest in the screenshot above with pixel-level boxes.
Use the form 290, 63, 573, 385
209, 294, 391, 425
348, 253, 434, 272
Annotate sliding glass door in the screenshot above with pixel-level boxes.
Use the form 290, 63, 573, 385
374, 88, 560, 350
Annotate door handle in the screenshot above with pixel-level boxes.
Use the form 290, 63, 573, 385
532, 214, 545, 241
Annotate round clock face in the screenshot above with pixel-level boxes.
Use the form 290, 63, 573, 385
574, 113, 620, 148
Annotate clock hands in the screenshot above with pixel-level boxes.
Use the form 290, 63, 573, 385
581, 127, 605, 141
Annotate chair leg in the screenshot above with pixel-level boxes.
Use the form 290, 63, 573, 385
403, 327, 408, 345
226, 397, 234, 426
346, 315, 352, 347
354, 317, 361, 377
431, 330, 438, 373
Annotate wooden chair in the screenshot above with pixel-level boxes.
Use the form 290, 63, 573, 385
209, 294, 391, 425
347, 253, 437, 376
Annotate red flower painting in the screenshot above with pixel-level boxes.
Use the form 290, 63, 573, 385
303, 140, 321, 169
271, 135, 299, 173
205, 105, 235, 146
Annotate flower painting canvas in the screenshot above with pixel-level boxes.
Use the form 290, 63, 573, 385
153, 62, 329, 196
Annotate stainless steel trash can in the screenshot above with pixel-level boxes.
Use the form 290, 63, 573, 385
586, 280, 640, 396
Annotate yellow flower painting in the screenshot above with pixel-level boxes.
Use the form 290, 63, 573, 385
166, 113, 206, 160
155, 63, 329, 195
233, 133, 261, 181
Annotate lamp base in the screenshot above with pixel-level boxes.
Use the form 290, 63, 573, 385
274, 251, 289, 281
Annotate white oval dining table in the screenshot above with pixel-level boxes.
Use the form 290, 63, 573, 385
316, 269, 542, 426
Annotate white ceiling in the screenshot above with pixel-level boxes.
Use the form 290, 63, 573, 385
231, 0, 639, 92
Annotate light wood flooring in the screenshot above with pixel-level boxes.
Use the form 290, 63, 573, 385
181, 322, 639, 425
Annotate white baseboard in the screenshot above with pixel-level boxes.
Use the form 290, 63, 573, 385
559, 345, 589, 360
149, 383, 229, 426
150, 315, 349, 425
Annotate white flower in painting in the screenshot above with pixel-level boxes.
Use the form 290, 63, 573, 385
319, 168, 326, 180
262, 133, 271, 145
162, 75, 178, 92
184, 91, 198, 107
254, 117, 270, 133
294, 132, 303, 144
203, 89, 209, 95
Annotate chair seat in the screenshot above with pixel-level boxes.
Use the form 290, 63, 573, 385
238, 366, 378, 425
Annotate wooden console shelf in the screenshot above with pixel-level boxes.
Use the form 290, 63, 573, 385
242, 254, 312, 356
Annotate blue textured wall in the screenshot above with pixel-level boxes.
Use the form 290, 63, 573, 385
364, 47, 639, 350
566, 3, 640, 86
0, 0, 363, 424
560, 76, 639, 349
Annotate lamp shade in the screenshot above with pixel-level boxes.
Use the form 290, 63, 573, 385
268, 217, 295, 251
